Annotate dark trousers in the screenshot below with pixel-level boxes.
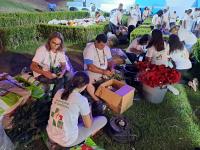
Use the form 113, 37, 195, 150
126, 52, 146, 64
109, 22, 118, 34
37, 72, 72, 97
178, 69, 192, 84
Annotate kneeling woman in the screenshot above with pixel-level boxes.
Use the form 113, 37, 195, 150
46, 71, 107, 148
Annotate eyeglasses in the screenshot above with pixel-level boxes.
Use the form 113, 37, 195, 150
51, 41, 61, 46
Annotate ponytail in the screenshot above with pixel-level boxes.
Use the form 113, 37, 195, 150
61, 71, 90, 100
61, 81, 75, 100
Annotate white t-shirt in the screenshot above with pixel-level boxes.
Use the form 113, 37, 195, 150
152, 14, 162, 26
96, 15, 106, 22
127, 38, 146, 54
163, 12, 169, 23
32, 45, 67, 77
46, 89, 90, 147
128, 9, 140, 26
142, 10, 149, 20
83, 42, 112, 82
178, 28, 197, 45
183, 14, 192, 31
146, 43, 170, 66
110, 10, 123, 26
170, 13, 177, 23
169, 47, 192, 70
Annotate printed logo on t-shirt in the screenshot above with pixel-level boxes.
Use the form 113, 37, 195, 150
156, 54, 162, 60
51, 108, 63, 129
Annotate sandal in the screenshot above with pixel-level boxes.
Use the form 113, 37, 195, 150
188, 81, 197, 92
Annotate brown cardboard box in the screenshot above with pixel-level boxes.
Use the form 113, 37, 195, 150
95, 79, 135, 114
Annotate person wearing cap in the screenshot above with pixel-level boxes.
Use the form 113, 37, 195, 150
109, 3, 123, 34
83, 34, 114, 101
170, 25, 197, 54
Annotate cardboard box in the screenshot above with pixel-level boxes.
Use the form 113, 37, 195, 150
95, 79, 135, 114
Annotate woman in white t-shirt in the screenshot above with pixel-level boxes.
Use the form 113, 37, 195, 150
31, 32, 73, 96
95, 11, 106, 23
46, 72, 107, 149
142, 7, 150, 20
168, 34, 198, 91
126, 34, 150, 63
146, 29, 170, 66
152, 10, 163, 29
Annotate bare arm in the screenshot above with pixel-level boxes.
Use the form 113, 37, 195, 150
183, 20, 186, 28
108, 60, 115, 71
129, 47, 143, 55
82, 114, 92, 128
145, 56, 152, 63
87, 64, 104, 74
87, 64, 113, 77
30, 61, 55, 79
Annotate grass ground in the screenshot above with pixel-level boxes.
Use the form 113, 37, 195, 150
3, 42, 200, 150
0, 0, 38, 12
95, 84, 200, 150
0, 4, 199, 148
0, 0, 68, 12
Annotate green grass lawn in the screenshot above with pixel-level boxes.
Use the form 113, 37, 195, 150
0, 0, 37, 12
95, 84, 200, 150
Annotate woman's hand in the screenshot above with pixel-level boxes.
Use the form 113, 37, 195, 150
103, 70, 113, 77
43, 71, 57, 79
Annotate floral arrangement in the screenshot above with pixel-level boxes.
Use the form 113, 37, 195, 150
137, 62, 181, 88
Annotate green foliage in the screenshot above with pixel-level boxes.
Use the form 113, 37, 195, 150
37, 23, 109, 45
0, 0, 37, 12
0, 11, 90, 27
103, 12, 110, 18
193, 38, 200, 63
0, 25, 39, 51
130, 27, 151, 42
0, 17, 20, 27
143, 17, 152, 25
121, 15, 128, 26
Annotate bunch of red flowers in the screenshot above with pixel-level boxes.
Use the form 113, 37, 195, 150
137, 61, 181, 88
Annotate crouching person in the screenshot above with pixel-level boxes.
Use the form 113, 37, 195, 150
46, 71, 107, 149
83, 34, 115, 101
30, 32, 72, 96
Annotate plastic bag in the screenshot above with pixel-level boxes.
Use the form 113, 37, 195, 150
0, 118, 14, 150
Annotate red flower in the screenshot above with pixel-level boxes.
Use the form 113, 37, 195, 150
137, 62, 181, 87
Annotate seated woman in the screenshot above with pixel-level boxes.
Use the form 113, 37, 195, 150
126, 34, 150, 63
95, 11, 106, 23
46, 71, 107, 149
169, 34, 198, 91
30, 32, 73, 96
107, 32, 127, 65
146, 29, 170, 66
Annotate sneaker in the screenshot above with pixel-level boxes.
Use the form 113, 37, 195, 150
188, 81, 197, 92
193, 78, 199, 88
